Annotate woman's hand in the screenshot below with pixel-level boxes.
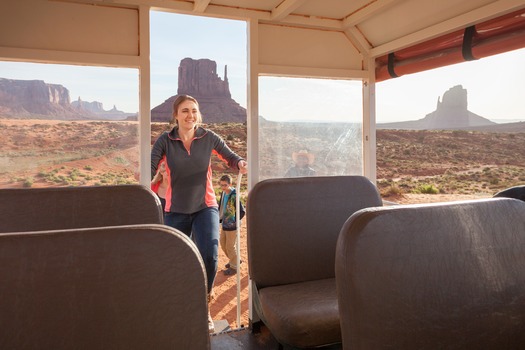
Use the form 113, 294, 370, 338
238, 160, 248, 174
151, 170, 162, 184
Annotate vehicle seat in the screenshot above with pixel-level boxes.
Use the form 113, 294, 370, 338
247, 175, 382, 348
0, 224, 210, 349
0, 185, 163, 232
336, 198, 525, 349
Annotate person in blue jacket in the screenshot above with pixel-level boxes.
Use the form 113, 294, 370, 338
218, 174, 245, 276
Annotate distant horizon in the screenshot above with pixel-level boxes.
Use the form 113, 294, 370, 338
377, 117, 525, 125
1, 73, 525, 124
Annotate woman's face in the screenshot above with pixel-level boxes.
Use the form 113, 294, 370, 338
174, 100, 200, 130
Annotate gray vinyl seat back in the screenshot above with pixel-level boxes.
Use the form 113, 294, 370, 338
0, 185, 163, 233
0, 224, 210, 350
493, 184, 525, 201
336, 198, 525, 349
248, 176, 382, 289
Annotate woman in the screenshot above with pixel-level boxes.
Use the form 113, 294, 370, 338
150, 94, 247, 332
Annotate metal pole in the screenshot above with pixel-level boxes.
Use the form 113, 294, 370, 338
235, 172, 243, 327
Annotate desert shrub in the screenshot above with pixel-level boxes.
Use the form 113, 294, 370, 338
84, 165, 93, 171
23, 177, 33, 188
415, 183, 439, 194
384, 183, 403, 196
115, 177, 130, 185
114, 156, 127, 164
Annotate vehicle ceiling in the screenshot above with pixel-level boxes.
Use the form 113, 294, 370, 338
124, 0, 525, 78
163, 0, 524, 57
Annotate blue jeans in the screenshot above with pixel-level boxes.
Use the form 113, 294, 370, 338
164, 207, 219, 294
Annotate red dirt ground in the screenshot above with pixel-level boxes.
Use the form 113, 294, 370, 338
211, 221, 249, 329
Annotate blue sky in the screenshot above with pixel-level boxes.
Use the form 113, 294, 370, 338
0, 61, 139, 113
150, 11, 247, 112
0, 11, 524, 123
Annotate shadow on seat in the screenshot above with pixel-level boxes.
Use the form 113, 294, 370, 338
247, 176, 382, 348
336, 197, 525, 349
0, 185, 164, 232
0, 224, 210, 350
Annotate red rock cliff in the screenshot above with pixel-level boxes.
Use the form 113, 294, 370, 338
0, 78, 94, 119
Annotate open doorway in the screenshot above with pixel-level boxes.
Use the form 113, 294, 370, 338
150, 10, 248, 331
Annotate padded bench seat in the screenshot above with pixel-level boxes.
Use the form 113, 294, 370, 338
0, 224, 209, 349
0, 185, 163, 233
247, 176, 383, 348
258, 278, 339, 347
336, 198, 525, 349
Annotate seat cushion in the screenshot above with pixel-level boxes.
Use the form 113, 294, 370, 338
259, 278, 340, 348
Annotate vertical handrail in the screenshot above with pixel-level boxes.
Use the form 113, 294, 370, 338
235, 172, 243, 327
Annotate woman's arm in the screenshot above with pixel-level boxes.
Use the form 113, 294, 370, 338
211, 130, 245, 170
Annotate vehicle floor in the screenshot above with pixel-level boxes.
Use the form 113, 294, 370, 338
210, 324, 342, 350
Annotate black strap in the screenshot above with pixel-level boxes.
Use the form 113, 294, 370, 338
387, 52, 399, 78
462, 25, 477, 61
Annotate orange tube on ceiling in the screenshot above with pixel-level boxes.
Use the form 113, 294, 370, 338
375, 8, 525, 82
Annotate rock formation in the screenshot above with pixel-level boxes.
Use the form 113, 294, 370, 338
421, 85, 495, 129
151, 58, 246, 123
71, 97, 134, 120
71, 98, 104, 113
0, 78, 93, 119
378, 85, 496, 130
0, 78, 136, 120
178, 58, 231, 98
